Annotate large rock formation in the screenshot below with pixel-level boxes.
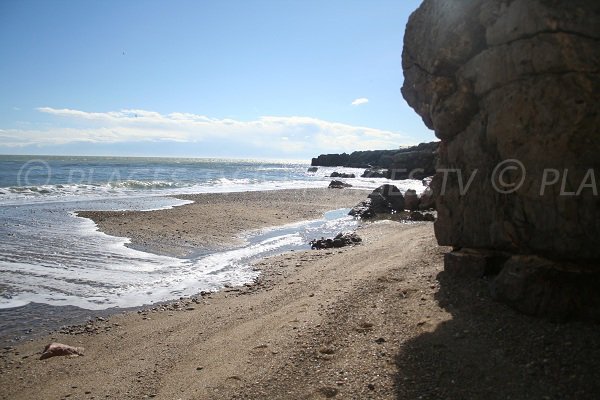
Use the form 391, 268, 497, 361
402, 0, 600, 320
311, 142, 439, 180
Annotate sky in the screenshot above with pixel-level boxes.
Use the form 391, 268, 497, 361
0, 0, 433, 160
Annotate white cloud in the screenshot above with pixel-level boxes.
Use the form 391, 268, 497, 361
351, 97, 369, 106
0, 107, 412, 155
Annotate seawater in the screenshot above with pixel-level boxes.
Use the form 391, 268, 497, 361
0, 155, 425, 311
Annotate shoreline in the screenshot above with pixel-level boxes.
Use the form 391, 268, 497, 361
2, 190, 599, 399
0, 188, 369, 345
77, 188, 370, 257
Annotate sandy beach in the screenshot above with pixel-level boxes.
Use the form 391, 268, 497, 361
77, 189, 371, 257
1, 189, 599, 399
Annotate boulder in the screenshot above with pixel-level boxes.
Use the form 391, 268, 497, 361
408, 211, 436, 222
402, 0, 600, 320
368, 184, 405, 212
491, 255, 600, 322
404, 189, 420, 211
307, 167, 318, 173
361, 168, 387, 178
328, 180, 352, 189
348, 199, 375, 219
419, 186, 435, 210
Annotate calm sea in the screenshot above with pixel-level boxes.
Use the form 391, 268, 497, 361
0, 155, 423, 312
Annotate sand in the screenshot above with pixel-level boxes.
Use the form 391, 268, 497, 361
1, 190, 599, 399
77, 188, 371, 257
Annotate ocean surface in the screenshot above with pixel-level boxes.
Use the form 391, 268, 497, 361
0, 155, 424, 313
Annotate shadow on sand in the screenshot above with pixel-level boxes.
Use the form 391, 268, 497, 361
394, 270, 600, 400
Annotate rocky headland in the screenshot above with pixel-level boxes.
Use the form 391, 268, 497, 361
402, 0, 600, 321
311, 141, 439, 180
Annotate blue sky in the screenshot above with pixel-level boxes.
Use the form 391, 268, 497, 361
0, 0, 433, 160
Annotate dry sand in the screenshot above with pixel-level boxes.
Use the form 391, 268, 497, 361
1, 190, 599, 399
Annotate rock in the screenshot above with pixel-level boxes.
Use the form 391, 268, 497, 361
310, 232, 361, 250
328, 180, 352, 189
348, 199, 375, 219
349, 184, 410, 218
311, 153, 351, 167
404, 189, 420, 211
311, 142, 439, 179
408, 211, 436, 222
307, 167, 318, 173
361, 168, 387, 178
444, 249, 507, 278
386, 142, 438, 180
491, 256, 600, 322
330, 172, 356, 178
418, 186, 435, 210
368, 184, 405, 212
39, 343, 84, 360
402, 0, 600, 319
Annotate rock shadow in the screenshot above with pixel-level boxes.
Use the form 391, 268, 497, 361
394, 270, 600, 400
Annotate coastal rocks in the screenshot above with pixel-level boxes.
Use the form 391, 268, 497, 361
368, 184, 405, 213
349, 184, 436, 221
311, 142, 439, 179
348, 200, 375, 219
402, 0, 600, 319
330, 172, 356, 179
328, 180, 352, 189
311, 153, 351, 167
310, 232, 362, 250
386, 142, 438, 180
403, 189, 420, 211
361, 168, 387, 178
408, 211, 435, 222
418, 186, 435, 211
40, 343, 84, 360
307, 167, 318, 173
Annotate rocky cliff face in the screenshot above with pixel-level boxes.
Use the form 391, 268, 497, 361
311, 142, 438, 180
402, 0, 600, 320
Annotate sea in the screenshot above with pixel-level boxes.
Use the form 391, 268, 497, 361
0, 155, 424, 340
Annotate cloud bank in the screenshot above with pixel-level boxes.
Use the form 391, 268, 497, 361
0, 107, 410, 156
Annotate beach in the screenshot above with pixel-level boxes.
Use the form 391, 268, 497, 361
1, 189, 600, 399
77, 188, 371, 257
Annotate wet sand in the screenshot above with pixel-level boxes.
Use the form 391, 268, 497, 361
78, 188, 370, 257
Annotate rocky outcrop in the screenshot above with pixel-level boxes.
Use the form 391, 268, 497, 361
386, 142, 438, 180
328, 180, 352, 189
402, 0, 600, 320
311, 142, 439, 180
361, 168, 387, 178
330, 172, 356, 178
349, 184, 436, 221
368, 184, 405, 213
